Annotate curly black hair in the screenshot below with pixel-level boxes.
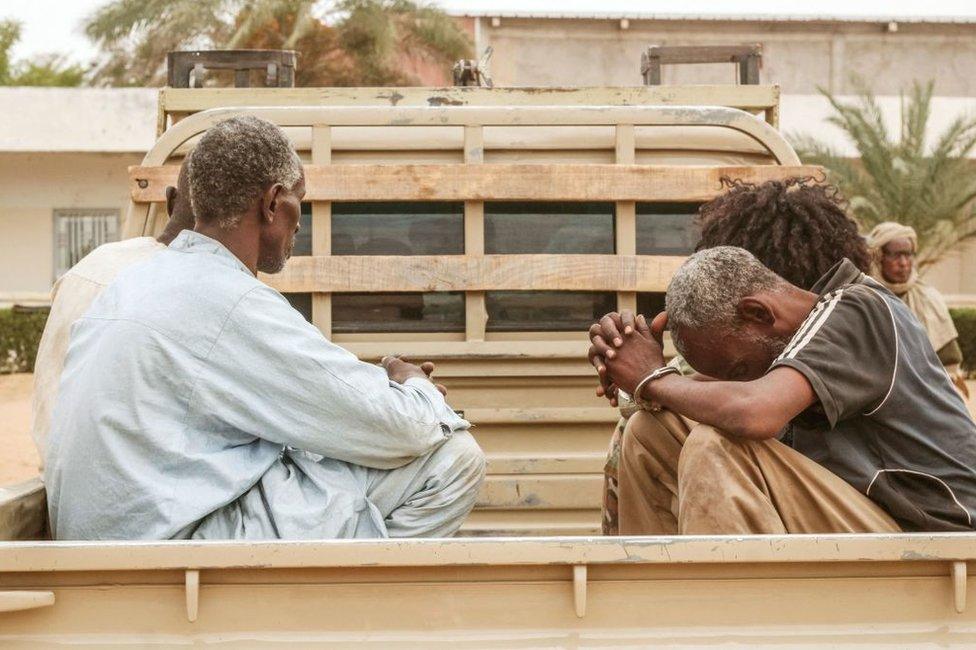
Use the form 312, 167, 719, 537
696, 177, 870, 290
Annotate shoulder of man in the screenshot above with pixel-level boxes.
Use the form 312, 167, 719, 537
772, 281, 898, 427
779, 281, 894, 362
65, 237, 165, 288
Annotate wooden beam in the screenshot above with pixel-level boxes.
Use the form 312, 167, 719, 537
614, 124, 638, 314
464, 125, 488, 342
158, 85, 781, 114
311, 125, 333, 337
262, 254, 685, 293
130, 163, 821, 203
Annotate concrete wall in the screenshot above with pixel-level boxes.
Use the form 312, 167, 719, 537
0, 152, 141, 303
475, 17, 976, 96
471, 16, 976, 300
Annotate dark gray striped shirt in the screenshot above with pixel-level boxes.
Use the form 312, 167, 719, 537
771, 259, 976, 531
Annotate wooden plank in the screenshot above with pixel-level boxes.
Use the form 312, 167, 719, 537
645, 44, 762, 66
615, 124, 638, 314
7, 534, 976, 572
310, 126, 333, 337
464, 407, 618, 425
342, 340, 591, 360
475, 475, 603, 510
159, 85, 780, 114
484, 453, 606, 475
263, 254, 686, 293
460, 509, 600, 537
464, 125, 487, 342
130, 163, 821, 203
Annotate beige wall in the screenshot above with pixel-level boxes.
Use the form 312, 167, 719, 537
0, 152, 141, 302
476, 17, 976, 96
473, 16, 976, 299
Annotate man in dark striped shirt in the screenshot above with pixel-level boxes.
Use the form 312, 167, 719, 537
590, 246, 976, 534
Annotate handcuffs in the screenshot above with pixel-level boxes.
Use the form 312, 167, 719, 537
616, 364, 682, 412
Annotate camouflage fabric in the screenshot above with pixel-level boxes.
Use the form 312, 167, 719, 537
602, 417, 627, 535
601, 355, 694, 536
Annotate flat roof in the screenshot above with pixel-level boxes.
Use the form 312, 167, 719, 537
454, 10, 976, 24
3, 87, 976, 159
0, 87, 157, 153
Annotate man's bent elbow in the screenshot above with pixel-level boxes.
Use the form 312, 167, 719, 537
720, 396, 785, 441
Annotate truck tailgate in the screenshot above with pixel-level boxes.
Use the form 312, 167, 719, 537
0, 534, 974, 647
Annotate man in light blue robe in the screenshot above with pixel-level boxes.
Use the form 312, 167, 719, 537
45, 116, 485, 540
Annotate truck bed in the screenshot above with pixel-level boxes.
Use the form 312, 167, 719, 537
1, 534, 974, 647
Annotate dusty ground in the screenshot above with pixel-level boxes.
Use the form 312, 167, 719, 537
0, 374, 40, 484
1, 373, 976, 486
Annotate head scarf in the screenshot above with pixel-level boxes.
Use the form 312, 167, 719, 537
866, 222, 958, 352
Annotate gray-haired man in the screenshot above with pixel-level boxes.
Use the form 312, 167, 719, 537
589, 246, 976, 534
46, 116, 485, 540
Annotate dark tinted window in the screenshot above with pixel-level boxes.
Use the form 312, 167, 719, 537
332, 292, 465, 333
487, 291, 615, 333
332, 202, 463, 255
331, 202, 464, 333
485, 202, 614, 254
284, 292, 313, 323
636, 292, 667, 321
636, 203, 700, 255
283, 205, 314, 322
294, 203, 313, 256
485, 202, 615, 331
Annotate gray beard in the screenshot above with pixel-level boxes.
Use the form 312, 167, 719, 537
257, 254, 287, 274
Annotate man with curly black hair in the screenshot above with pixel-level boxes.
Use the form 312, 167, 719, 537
696, 177, 871, 288
600, 177, 873, 535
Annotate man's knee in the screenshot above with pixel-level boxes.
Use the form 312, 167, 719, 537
622, 411, 663, 454
621, 410, 683, 461
442, 430, 487, 481
677, 424, 743, 481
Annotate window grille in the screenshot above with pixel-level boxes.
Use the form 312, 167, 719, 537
53, 209, 119, 280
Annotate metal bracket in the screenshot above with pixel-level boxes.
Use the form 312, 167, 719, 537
185, 569, 199, 622
573, 564, 587, 618
952, 561, 967, 614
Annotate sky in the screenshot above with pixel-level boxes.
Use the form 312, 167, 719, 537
5, 0, 976, 65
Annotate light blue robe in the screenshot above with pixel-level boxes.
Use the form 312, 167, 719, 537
45, 231, 483, 540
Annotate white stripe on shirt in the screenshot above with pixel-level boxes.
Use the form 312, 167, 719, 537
776, 289, 846, 362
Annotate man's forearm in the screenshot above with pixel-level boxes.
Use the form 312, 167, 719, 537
642, 375, 768, 437
640, 374, 783, 440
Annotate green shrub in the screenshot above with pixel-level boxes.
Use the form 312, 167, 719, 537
951, 308, 976, 375
0, 308, 48, 374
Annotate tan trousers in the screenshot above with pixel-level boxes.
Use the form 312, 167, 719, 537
617, 410, 901, 535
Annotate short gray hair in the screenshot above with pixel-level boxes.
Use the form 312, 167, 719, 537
188, 115, 302, 228
666, 246, 785, 352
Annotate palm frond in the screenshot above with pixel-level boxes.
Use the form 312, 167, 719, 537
798, 78, 976, 266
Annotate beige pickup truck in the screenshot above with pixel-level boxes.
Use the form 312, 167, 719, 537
1, 84, 974, 647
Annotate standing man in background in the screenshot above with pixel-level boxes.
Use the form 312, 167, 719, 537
867, 222, 968, 398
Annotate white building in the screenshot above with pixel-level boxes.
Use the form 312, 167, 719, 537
2, 10, 975, 304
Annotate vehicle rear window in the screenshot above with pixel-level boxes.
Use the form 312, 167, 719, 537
485, 202, 616, 332
635, 202, 701, 255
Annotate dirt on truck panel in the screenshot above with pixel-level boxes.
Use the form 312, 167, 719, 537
2, 85, 974, 647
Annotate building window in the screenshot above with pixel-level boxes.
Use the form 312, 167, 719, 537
53, 209, 119, 279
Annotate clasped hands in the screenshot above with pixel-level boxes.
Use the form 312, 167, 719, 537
381, 355, 448, 396
588, 310, 669, 407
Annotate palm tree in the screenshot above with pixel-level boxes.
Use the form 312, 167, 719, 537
791, 80, 976, 267
83, 0, 471, 87
0, 19, 86, 86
